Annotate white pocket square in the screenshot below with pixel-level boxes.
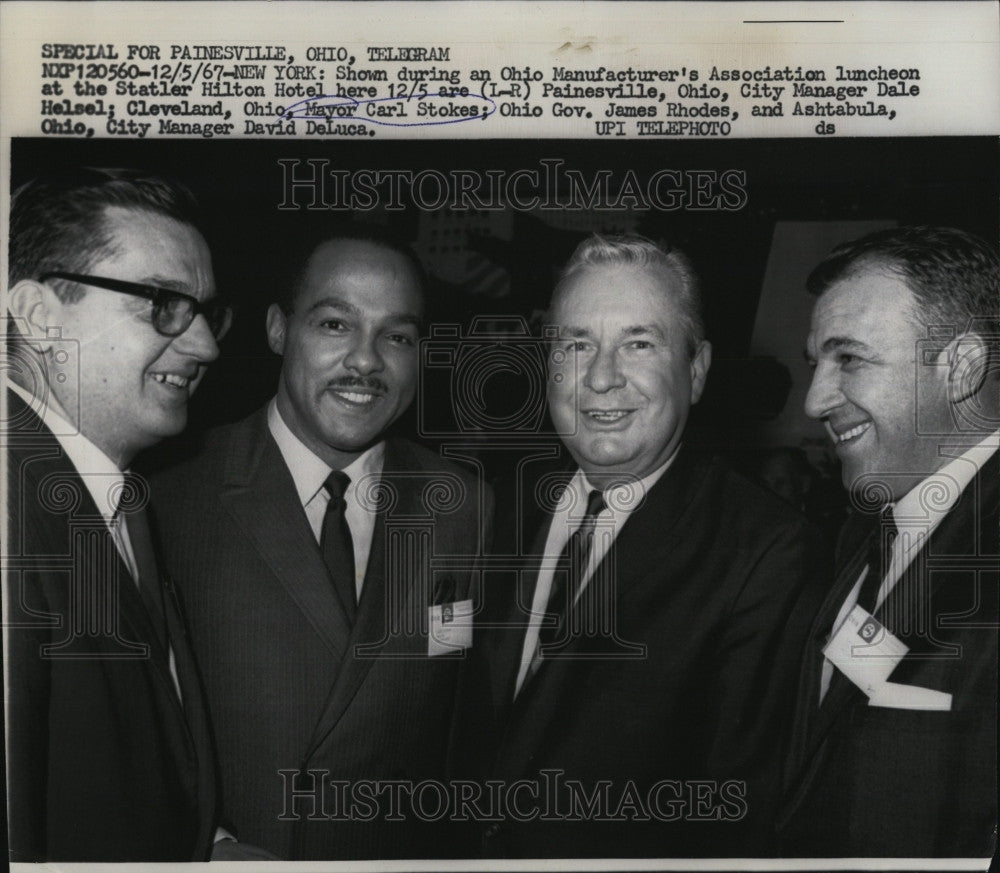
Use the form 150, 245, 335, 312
867, 680, 952, 711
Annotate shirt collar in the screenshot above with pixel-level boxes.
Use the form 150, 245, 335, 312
565, 443, 680, 516
267, 397, 384, 507
8, 379, 124, 523
893, 431, 999, 524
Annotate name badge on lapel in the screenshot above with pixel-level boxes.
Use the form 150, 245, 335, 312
824, 605, 952, 711
428, 599, 473, 657
824, 604, 908, 697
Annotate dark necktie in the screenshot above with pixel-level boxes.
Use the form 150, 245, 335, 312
119, 472, 169, 655
856, 505, 899, 616
321, 471, 356, 623
822, 505, 898, 704
538, 488, 607, 653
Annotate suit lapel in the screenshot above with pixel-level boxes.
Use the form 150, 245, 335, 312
12, 392, 186, 701
592, 449, 707, 603
789, 450, 1000, 793
76, 474, 208, 837
159, 571, 216, 846
301, 439, 427, 762
490, 485, 558, 717
481, 447, 567, 717
113, 546, 184, 691
8, 393, 199, 773
500, 450, 706, 777
789, 520, 872, 767
888, 450, 999, 648
218, 411, 350, 661
487, 472, 562, 780
145, 503, 217, 846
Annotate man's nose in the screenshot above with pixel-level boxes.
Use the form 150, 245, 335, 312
804, 362, 843, 420
173, 313, 220, 363
344, 332, 385, 375
584, 347, 626, 393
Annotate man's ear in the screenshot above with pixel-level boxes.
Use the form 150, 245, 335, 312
946, 332, 989, 404
689, 339, 712, 405
7, 280, 59, 351
265, 304, 287, 356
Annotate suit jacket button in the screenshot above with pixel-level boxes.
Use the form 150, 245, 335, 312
484, 823, 501, 839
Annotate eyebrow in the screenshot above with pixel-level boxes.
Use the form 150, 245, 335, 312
141, 275, 191, 293
803, 336, 874, 361
307, 296, 422, 326
307, 296, 360, 316
138, 275, 219, 301
820, 337, 873, 354
559, 324, 665, 340
389, 314, 423, 328
621, 324, 665, 339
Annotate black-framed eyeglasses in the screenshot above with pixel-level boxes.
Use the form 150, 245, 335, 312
39, 271, 233, 340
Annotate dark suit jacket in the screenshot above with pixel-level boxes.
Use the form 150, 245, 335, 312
778, 450, 998, 857
151, 406, 492, 859
458, 445, 826, 857
3, 391, 217, 862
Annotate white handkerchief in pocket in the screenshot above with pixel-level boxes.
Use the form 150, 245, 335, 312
868, 680, 952, 711
823, 604, 908, 697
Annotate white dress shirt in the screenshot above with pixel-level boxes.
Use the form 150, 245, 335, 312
514, 449, 678, 695
820, 431, 1000, 699
267, 399, 384, 599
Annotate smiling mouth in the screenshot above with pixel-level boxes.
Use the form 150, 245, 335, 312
330, 388, 382, 406
583, 409, 634, 424
826, 420, 872, 445
150, 372, 192, 390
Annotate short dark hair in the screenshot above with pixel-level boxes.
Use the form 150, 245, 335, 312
806, 226, 1000, 344
9, 167, 203, 302
553, 233, 705, 357
278, 222, 427, 314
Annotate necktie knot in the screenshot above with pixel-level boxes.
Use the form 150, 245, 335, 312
583, 488, 606, 521
324, 470, 351, 509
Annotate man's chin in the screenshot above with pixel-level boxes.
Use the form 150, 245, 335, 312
149, 410, 189, 441
572, 446, 640, 479
842, 463, 870, 495
321, 427, 385, 455
843, 460, 907, 504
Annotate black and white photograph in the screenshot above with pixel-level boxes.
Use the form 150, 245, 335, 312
2, 3, 998, 869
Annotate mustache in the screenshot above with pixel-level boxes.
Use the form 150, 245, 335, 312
326, 376, 389, 394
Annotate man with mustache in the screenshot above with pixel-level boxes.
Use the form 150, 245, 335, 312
779, 226, 999, 856
151, 227, 491, 859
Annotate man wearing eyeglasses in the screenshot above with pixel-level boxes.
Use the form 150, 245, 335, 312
3, 168, 231, 861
